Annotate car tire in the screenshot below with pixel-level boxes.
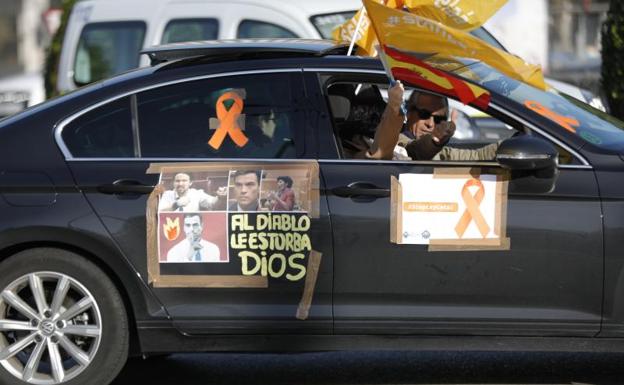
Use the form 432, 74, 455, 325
0, 248, 129, 385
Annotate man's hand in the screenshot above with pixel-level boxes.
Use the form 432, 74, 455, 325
431, 121, 456, 145
387, 81, 404, 114
216, 186, 228, 197
175, 195, 190, 208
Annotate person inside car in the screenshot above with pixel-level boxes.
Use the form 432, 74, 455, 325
365, 81, 499, 161
159, 172, 227, 212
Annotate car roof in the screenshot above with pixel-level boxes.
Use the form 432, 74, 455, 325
142, 39, 350, 64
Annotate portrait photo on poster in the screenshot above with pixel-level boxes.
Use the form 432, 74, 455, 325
159, 212, 229, 263
158, 170, 229, 212
259, 168, 312, 212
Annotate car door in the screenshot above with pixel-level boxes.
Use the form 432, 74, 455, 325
306, 71, 602, 337
60, 69, 334, 335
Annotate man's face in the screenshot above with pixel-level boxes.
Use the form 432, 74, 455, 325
183, 215, 202, 242
173, 173, 191, 195
234, 172, 259, 209
406, 94, 448, 139
276, 179, 286, 191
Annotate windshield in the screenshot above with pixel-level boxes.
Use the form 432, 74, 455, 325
311, 11, 357, 39
449, 60, 624, 151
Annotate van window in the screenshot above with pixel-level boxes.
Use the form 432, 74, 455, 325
162, 19, 219, 44
73, 22, 146, 86
62, 97, 134, 158
237, 20, 298, 38
311, 11, 357, 39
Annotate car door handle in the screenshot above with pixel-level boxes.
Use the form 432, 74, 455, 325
331, 182, 390, 198
97, 179, 155, 195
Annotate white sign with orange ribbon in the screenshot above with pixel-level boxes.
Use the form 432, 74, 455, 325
390, 169, 509, 250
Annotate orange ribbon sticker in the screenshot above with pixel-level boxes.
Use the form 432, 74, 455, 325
455, 178, 490, 239
208, 91, 249, 150
524, 100, 579, 134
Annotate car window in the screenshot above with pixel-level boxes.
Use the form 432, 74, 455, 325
161, 18, 219, 44
62, 97, 134, 158
469, 27, 506, 51
237, 20, 298, 38
310, 11, 357, 39
73, 22, 146, 86
325, 81, 578, 164
137, 73, 300, 159
448, 60, 624, 152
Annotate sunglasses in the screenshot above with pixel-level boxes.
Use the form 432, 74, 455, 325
409, 107, 448, 124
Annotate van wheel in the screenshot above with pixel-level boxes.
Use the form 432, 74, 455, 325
0, 248, 128, 385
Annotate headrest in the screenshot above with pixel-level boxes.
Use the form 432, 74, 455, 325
328, 94, 351, 121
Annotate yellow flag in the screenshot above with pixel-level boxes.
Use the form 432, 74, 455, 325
332, 0, 406, 56
332, 7, 379, 56
402, 0, 507, 31
363, 0, 546, 90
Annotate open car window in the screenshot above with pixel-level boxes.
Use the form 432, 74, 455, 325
325, 80, 580, 165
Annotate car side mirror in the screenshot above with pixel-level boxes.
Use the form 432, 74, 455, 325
495, 135, 558, 170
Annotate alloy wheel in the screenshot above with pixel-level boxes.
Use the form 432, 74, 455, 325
0, 271, 102, 384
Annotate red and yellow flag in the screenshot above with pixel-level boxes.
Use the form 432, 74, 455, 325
363, 0, 546, 90
384, 45, 491, 109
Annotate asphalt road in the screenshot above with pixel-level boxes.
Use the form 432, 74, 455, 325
112, 351, 624, 384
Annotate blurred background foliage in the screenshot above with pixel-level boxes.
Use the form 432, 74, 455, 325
601, 0, 624, 119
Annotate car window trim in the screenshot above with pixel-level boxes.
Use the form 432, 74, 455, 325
64, 157, 312, 163
130, 94, 141, 157
304, 68, 591, 169
315, 159, 590, 170
55, 68, 303, 160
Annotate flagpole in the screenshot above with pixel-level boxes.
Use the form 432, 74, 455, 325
347, 7, 366, 56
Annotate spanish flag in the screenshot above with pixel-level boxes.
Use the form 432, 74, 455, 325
383, 45, 491, 109
363, 0, 546, 90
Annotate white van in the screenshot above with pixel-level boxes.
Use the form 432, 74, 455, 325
57, 0, 359, 93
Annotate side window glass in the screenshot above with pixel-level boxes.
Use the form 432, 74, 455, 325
62, 97, 134, 158
137, 73, 300, 159
74, 22, 146, 86
447, 100, 515, 145
237, 20, 298, 38
162, 19, 219, 44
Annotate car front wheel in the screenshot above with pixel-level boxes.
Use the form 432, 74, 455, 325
0, 248, 128, 385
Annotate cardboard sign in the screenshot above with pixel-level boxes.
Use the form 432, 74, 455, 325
391, 167, 510, 251
146, 162, 320, 284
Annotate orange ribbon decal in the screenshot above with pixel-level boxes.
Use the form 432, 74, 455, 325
455, 178, 490, 239
524, 100, 579, 134
208, 91, 249, 149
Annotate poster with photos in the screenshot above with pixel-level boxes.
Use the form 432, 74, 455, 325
146, 161, 322, 320
147, 162, 320, 291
